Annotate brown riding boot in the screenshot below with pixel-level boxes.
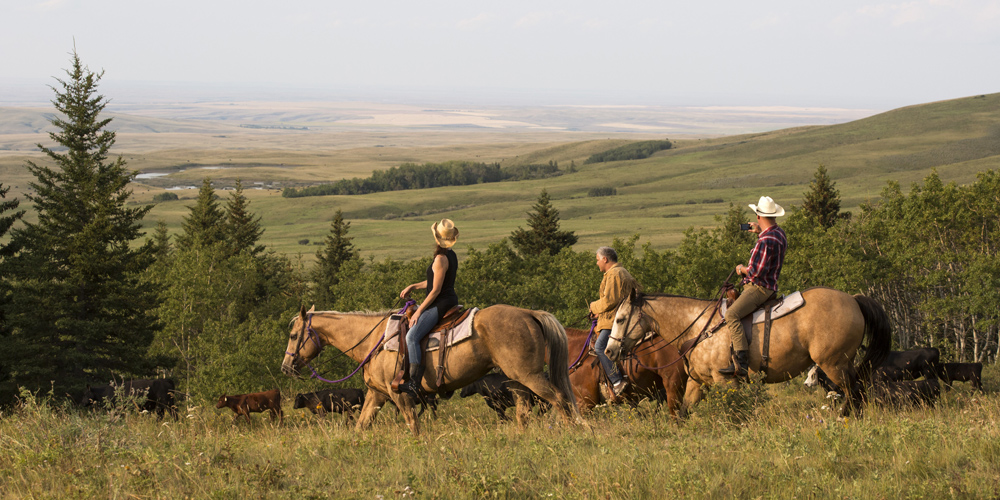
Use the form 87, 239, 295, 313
719, 350, 749, 379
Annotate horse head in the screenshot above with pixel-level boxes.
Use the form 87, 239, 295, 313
281, 305, 323, 377
605, 291, 648, 362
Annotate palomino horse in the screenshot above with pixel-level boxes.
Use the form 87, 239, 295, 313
566, 327, 687, 417
281, 305, 585, 435
604, 287, 891, 416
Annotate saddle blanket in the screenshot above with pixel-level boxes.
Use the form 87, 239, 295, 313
720, 290, 805, 325
382, 307, 478, 352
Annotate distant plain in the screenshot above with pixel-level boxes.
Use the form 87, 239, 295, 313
2, 94, 997, 261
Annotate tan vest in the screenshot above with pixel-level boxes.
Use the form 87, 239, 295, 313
590, 263, 638, 331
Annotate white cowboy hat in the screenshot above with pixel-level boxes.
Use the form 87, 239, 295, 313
749, 196, 785, 217
431, 219, 459, 248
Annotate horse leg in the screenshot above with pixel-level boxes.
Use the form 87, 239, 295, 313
509, 374, 574, 427
504, 381, 534, 428
820, 363, 863, 417
683, 379, 705, 413
355, 389, 389, 431
661, 373, 682, 419
389, 393, 423, 436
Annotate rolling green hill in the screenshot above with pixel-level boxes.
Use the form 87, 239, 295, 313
6, 93, 1000, 262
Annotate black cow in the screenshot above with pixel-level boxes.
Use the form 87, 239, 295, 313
459, 373, 548, 421
941, 362, 984, 392
870, 377, 941, 408
82, 378, 178, 419
872, 347, 942, 382
293, 389, 365, 419
805, 348, 943, 395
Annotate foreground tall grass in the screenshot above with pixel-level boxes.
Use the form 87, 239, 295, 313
2, 370, 999, 499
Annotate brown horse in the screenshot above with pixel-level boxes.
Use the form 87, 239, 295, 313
566, 328, 687, 417
604, 288, 891, 416
281, 305, 586, 435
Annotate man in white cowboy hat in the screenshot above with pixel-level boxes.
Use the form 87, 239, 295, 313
720, 196, 788, 379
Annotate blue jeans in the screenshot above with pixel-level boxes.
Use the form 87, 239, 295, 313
406, 306, 440, 365
595, 329, 623, 385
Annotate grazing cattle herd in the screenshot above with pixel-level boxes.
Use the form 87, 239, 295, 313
76, 346, 985, 425
804, 347, 984, 409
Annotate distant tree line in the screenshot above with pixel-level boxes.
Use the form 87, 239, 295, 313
281, 161, 562, 198
584, 140, 673, 164
588, 187, 617, 197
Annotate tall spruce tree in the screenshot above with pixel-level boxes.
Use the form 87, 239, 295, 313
223, 179, 265, 257
802, 164, 849, 228
312, 209, 359, 306
510, 189, 578, 257
0, 183, 24, 258
0, 51, 159, 399
0, 183, 25, 386
151, 219, 172, 261
176, 178, 225, 249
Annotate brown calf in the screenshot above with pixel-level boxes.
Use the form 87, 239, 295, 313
216, 388, 283, 424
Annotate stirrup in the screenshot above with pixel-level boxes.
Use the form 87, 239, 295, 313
612, 379, 629, 395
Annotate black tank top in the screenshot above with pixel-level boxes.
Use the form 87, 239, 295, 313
426, 249, 458, 312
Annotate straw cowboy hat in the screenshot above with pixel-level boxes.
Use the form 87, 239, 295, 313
749, 196, 785, 217
432, 219, 459, 248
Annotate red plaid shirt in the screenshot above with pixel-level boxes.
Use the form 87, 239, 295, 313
743, 225, 786, 291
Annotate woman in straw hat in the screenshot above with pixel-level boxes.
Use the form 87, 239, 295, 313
398, 219, 460, 395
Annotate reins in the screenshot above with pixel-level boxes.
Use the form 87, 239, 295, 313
288, 298, 416, 384
568, 318, 598, 373
619, 271, 736, 370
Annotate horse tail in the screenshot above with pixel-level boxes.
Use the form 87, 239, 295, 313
853, 294, 892, 385
530, 311, 581, 415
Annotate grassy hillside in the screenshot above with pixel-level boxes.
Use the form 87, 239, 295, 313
4, 93, 999, 261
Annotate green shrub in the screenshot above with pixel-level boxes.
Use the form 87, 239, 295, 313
152, 192, 179, 203
697, 375, 771, 426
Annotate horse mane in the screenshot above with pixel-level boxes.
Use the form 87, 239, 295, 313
630, 291, 699, 307
288, 309, 396, 327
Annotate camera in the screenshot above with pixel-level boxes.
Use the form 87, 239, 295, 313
739, 223, 752, 231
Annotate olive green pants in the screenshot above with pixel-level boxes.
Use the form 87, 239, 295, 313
725, 283, 776, 352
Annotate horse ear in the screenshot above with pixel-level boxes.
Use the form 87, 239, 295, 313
307, 305, 316, 314
299, 305, 307, 318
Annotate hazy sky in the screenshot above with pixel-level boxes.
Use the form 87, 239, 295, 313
2, 0, 998, 108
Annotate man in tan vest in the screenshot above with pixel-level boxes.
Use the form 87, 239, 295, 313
589, 246, 639, 395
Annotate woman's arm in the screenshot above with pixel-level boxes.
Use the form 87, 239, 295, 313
400, 280, 428, 299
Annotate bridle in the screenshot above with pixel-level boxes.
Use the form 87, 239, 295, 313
611, 271, 737, 363
608, 304, 644, 347
285, 299, 414, 383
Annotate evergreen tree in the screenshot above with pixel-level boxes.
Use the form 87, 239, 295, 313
176, 178, 225, 249
0, 50, 159, 399
0, 183, 24, 258
151, 219, 172, 261
510, 189, 578, 257
802, 164, 849, 228
223, 179, 265, 257
311, 209, 359, 306
0, 183, 25, 385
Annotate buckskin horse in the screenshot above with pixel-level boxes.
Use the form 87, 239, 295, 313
281, 304, 586, 435
604, 287, 891, 417
566, 327, 687, 418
